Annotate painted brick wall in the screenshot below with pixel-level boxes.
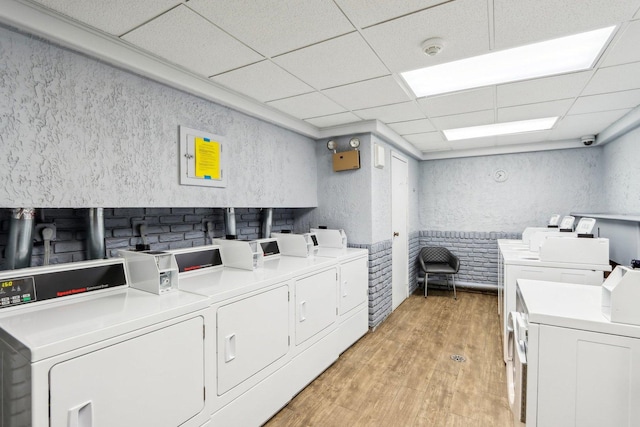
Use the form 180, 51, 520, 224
350, 240, 392, 329
418, 230, 521, 286
0, 207, 295, 269
408, 231, 421, 295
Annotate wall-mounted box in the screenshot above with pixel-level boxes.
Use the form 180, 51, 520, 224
333, 150, 360, 172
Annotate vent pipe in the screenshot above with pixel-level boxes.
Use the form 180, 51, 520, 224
86, 208, 105, 259
5, 208, 35, 270
261, 208, 273, 238
224, 208, 237, 239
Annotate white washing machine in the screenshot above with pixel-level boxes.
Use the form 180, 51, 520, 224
0, 258, 210, 427
498, 238, 610, 362
510, 279, 640, 426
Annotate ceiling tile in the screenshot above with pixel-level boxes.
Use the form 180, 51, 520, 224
322, 76, 411, 111
550, 109, 632, 139
31, 0, 181, 36
273, 33, 388, 90
497, 99, 574, 122
419, 87, 495, 117
304, 112, 362, 128
493, 0, 639, 50
334, 0, 449, 28
122, 5, 262, 77
387, 119, 435, 135
497, 72, 592, 107
581, 61, 640, 95
601, 20, 640, 66
187, 0, 354, 57
211, 61, 313, 102
404, 132, 448, 152
493, 130, 553, 146
449, 137, 496, 150
568, 89, 640, 115
266, 92, 345, 120
430, 110, 495, 130
354, 101, 426, 123
362, 0, 490, 73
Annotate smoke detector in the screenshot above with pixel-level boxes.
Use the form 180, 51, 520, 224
421, 37, 444, 57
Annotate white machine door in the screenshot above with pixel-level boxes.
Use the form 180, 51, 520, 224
295, 268, 338, 346
217, 285, 289, 395
339, 257, 367, 315
506, 312, 527, 426
50, 316, 205, 427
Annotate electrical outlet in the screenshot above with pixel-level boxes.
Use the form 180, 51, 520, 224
34, 224, 57, 242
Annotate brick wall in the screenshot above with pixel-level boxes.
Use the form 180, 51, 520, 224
0, 208, 295, 269
349, 240, 392, 329
418, 230, 521, 286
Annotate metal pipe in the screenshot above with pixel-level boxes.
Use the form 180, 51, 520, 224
86, 208, 106, 259
224, 208, 236, 239
261, 208, 273, 238
5, 208, 35, 269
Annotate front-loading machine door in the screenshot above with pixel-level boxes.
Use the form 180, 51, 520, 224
507, 311, 527, 426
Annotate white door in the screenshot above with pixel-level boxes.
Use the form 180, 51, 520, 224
391, 152, 409, 310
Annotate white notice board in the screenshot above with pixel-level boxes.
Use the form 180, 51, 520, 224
179, 125, 227, 188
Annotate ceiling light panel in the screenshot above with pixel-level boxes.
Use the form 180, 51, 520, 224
443, 117, 558, 141
402, 26, 616, 98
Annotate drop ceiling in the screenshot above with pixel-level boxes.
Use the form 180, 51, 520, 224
4, 0, 640, 159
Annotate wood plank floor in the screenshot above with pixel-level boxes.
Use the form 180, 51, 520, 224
264, 289, 513, 427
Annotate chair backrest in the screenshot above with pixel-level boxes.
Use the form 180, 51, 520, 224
419, 246, 452, 264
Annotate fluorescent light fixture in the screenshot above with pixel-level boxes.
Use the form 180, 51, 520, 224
401, 26, 615, 98
443, 117, 558, 141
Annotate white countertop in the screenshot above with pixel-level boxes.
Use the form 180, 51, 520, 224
517, 279, 640, 339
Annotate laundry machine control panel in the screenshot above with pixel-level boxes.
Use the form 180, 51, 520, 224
0, 259, 128, 310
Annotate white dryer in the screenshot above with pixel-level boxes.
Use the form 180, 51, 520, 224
0, 258, 210, 427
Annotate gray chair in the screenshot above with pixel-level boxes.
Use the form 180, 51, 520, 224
417, 246, 460, 299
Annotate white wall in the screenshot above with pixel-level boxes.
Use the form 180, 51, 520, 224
0, 25, 317, 208
602, 125, 640, 212
307, 133, 420, 245
419, 148, 604, 232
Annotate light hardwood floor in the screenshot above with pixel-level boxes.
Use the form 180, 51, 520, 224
264, 289, 513, 427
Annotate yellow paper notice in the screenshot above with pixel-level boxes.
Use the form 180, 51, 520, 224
195, 137, 221, 180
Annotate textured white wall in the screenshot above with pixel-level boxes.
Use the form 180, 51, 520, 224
305, 133, 419, 245
0, 25, 317, 208
420, 148, 605, 232
310, 135, 373, 244
602, 125, 640, 212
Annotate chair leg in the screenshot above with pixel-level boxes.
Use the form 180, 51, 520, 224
424, 273, 428, 298
452, 274, 457, 300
